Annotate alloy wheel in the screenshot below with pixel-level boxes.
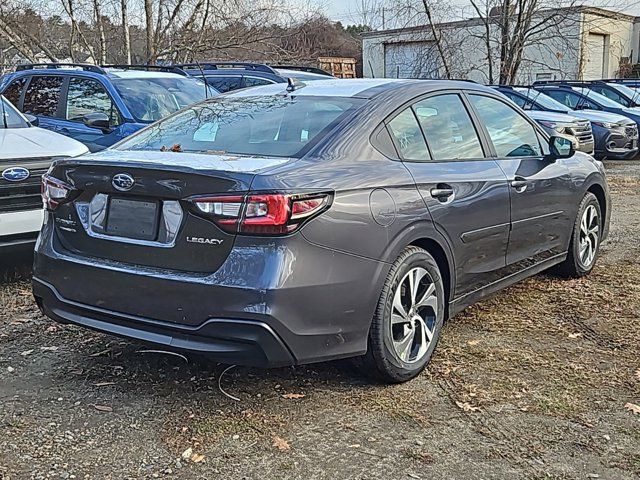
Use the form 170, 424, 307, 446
578, 204, 599, 268
390, 267, 438, 364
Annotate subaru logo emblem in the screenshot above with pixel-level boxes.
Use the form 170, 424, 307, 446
112, 173, 135, 191
2, 166, 30, 182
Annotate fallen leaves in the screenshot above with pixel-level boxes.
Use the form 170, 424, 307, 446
568, 332, 583, 339
281, 393, 305, 399
467, 339, 481, 346
20, 349, 33, 356
181, 447, 205, 463
624, 403, 640, 415
455, 401, 481, 413
94, 405, 113, 412
272, 436, 291, 451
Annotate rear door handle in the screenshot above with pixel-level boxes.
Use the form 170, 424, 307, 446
430, 185, 455, 200
510, 178, 528, 192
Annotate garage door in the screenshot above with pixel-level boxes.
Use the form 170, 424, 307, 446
585, 33, 606, 79
384, 41, 442, 79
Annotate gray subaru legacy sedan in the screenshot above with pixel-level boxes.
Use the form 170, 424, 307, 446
33, 79, 610, 383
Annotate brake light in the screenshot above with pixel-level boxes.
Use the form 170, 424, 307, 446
190, 192, 331, 235
42, 175, 74, 210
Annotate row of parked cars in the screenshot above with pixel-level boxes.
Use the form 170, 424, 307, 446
0, 62, 626, 382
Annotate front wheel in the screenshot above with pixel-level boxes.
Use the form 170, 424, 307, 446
555, 192, 602, 278
356, 246, 445, 383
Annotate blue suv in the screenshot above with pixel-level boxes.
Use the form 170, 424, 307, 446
0, 63, 216, 152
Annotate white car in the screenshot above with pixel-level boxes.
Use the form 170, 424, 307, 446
1, 95, 88, 248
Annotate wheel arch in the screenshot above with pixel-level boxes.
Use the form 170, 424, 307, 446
408, 237, 454, 313
586, 182, 607, 225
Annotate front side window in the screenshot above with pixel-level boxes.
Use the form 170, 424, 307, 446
413, 94, 484, 160
115, 95, 361, 158
469, 95, 541, 158
23, 76, 63, 117
67, 77, 121, 125
3, 77, 28, 108
387, 109, 430, 161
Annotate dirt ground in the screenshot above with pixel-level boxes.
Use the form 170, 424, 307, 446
1, 161, 639, 480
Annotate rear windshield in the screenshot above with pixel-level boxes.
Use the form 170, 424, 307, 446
115, 96, 362, 157
111, 77, 213, 123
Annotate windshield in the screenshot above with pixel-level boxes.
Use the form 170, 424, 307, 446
112, 77, 213, 123
575, 87, 625, 108
608, 83, 640, 102
115, 95, 362, 157
515, 88, 569, 111
0, 96, 29, 129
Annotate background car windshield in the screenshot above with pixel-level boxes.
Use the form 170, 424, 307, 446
575, 88, 625, 108
115, 96, 361, 157
112, 77, 211, 123
608, 83, 639, 101
516, 88, 569, 111
1, 96, 29, 128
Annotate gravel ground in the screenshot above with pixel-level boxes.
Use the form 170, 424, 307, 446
1, 161, 639, 480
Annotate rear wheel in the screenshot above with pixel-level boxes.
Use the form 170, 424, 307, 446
555, 192, 601, 277
357, 246, 445, 383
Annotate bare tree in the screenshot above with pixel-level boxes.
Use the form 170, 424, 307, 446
121, 0, 131, 63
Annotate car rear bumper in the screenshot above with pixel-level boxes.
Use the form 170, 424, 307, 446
33, 277, 295, 367
33, 218, 389, 366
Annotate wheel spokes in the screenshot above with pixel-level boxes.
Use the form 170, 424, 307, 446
389, 267, 438, 364
395, 327, 415, 362
415, 283, 437, 312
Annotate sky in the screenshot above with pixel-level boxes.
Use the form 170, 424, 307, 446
311, 0, 640, 24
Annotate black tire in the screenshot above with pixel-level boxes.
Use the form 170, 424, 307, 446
555, 192, 602, 278
355, 246, 445, 383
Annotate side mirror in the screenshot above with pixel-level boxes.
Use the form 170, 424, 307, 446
24, 114, 39, 126
548, 135, 574, 160
82, 112, 111, 133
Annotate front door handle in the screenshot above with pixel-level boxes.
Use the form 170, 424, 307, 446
430, 185, 455, 200
510, 177, 528, 193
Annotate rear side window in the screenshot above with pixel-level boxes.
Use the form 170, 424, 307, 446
387, 109, 430, 161
3, 77, 28, 108
206, 76, 242, 93
23, 76, 63, 117
413, 95, 484, 160
67, 77, 121, 125
469, 95, 541, 158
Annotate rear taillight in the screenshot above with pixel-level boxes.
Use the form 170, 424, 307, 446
190, 192, 331, 235
42, 175, 74, 210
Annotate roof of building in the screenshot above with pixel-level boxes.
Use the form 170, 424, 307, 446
361, 6, 639, 39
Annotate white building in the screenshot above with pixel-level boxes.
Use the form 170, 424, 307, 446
362, 7, 640, 83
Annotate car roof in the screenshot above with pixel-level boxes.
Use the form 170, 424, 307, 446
227, 78, 493, 99
103, 69, 188, 79
5, 66, 188, 81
